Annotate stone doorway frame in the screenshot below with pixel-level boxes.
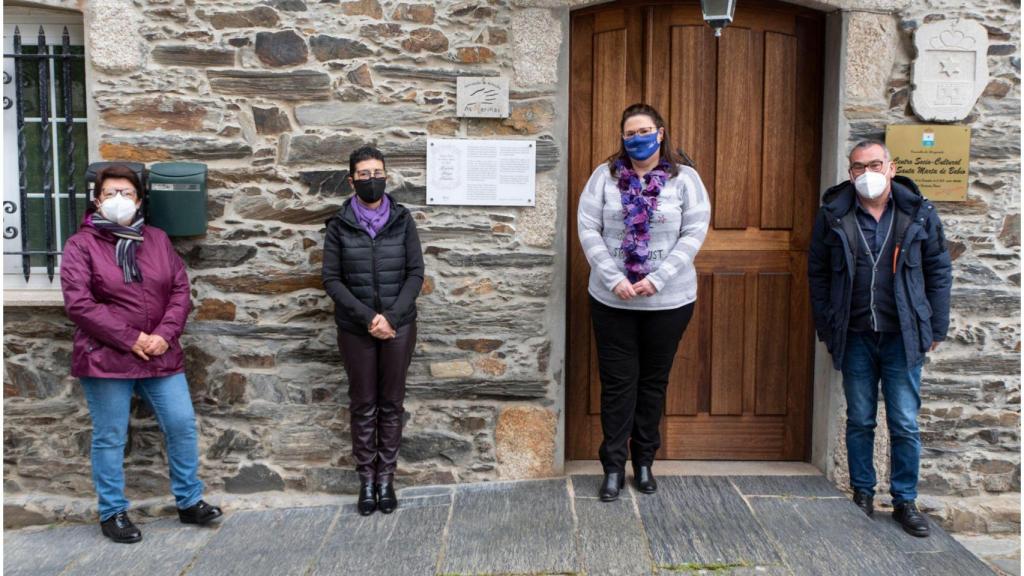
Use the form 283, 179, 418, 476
555, 0, 857, 481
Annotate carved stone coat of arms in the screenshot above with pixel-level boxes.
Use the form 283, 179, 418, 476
911, 19, 990, 122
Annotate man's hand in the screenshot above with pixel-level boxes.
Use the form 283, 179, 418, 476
132, 332, 151, 361
930, 341, 940, 352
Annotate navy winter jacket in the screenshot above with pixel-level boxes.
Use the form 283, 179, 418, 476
807, 175, 953, 369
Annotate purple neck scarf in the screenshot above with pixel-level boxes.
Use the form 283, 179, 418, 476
614, 158, 672, 283
351, 194, 391, 238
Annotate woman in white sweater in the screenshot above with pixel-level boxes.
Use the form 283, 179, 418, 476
577, 103, 711, 502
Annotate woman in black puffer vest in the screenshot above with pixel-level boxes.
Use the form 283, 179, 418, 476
322, 146, 424, 516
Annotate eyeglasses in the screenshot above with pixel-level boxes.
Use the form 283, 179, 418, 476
99, 188, 138, 201
623, 126, 658, 140
353, 170, 386, 180
849, 160, 887, 175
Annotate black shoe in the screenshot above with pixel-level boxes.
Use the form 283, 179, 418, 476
599, 472, 625, 502
100, 511, 142, 544
633, 465, 657, 494
893, 501, 930, 538
377, 480, 398, 514
179, 500, 223, 525
357, 482, 377, 516
852, 490, 874, 517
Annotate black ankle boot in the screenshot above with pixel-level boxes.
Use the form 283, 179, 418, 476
852, 490, 874, 517
357, 482, 377, 516
178, 500, 223, 525
633, 465, 657, 494
100, 511, 142, 544
893, 501, 930, 538
377, 480, 397, 514
599, 471, 625, 502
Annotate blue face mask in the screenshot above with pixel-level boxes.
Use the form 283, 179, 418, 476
623, 131, 661, 161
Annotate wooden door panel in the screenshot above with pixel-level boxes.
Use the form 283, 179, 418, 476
568, 1, 823, 461
713, 27, 757, 230
710, 273, 746, 415
755, 273, 792, 415
761, 32, 798, 230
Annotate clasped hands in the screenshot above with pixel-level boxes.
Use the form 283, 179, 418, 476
132, 332, 169, 361
613, 278, 657, 300
368, 314, 396, 340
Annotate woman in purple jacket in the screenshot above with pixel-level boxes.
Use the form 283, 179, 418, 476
60, 164, 222, 543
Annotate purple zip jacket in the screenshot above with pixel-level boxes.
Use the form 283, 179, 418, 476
60, 220, 191, 379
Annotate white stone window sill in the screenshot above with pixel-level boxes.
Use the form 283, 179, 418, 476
3, 289, 65, 307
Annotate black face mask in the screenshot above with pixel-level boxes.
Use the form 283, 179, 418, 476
353, 177, 386, 203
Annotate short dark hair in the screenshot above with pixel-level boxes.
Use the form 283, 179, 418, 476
90, 164, 144, 214
849, 139, 890, 161
348, 145, 386, 177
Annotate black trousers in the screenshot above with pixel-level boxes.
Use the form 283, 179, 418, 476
589, 296, 694, 473
337, 322, 417, 483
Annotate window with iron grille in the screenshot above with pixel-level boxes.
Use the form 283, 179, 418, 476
3, 9, 89, 291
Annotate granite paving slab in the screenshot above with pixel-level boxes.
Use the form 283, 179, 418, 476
637, 476, 782, 570
574, 496, 653, 575
398, 485, 453, 498
752, 497, 922, 576
312, 504, 449, 576
62, 519, 217, 576
907, 550, 998, 576
186, 506, 338, 576
730, 475, 842, 498
3, 524, 99, 576
440, 479, 578, 575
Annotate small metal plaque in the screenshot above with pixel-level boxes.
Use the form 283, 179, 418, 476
886, 124, 970, 201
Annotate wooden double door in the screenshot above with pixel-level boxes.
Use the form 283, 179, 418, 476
567, 1, 825, 460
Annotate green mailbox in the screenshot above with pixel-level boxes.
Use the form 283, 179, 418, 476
147, 162, 208, 237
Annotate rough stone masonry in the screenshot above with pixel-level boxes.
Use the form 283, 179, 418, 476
1, 0, 1019, 537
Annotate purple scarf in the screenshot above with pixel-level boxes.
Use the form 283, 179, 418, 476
614, 158, 672, 283
351, 194, 391, 238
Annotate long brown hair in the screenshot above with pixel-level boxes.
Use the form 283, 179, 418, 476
605, 103, 694, 178
89, 164, 144, 214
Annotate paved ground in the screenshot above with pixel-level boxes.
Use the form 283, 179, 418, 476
4, 475, 998, 576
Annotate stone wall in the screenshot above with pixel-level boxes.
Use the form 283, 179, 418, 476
4, 0, 566, 504
832, 1, 1020, 533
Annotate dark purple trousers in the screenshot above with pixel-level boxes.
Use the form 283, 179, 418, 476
337, 323, 416, 484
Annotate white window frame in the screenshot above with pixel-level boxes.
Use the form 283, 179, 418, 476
3, 6, 89, 305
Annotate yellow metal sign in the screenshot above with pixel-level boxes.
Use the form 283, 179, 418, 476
885, 124, 970, 201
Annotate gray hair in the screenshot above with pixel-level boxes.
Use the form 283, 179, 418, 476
849, 139, 890, 161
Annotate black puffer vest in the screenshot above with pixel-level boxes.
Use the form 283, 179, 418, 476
322, 195, 424, 334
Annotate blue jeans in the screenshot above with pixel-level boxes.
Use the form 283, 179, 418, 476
841, 331, 922, 505
80, 373, 204, 521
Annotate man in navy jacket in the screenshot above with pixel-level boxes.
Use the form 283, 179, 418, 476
808, 139, 952, 538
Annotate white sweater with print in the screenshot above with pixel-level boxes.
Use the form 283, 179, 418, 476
577, 163, 711, 310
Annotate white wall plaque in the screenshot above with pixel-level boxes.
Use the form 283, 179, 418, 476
911, 19, 989, 122
427, 138, 535, 206
456, 77, 510, 118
